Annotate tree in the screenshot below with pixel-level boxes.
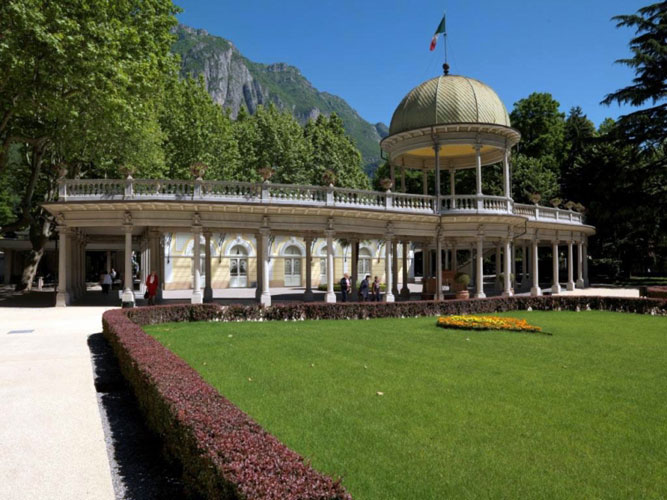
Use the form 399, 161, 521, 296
510, 93, 566, 165
159, 76, 241, 180
0, 0, 180, 289
601, 2, 666, 148
304, 114, 369, 189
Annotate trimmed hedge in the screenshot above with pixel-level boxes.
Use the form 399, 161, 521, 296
647, 286, 667, 299
103, 308, 352, 500
104, 295, 667, 499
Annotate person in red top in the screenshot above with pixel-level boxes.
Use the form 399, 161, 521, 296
145, 270, 159, 305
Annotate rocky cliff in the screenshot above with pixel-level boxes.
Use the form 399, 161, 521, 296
172, 24, 388, 173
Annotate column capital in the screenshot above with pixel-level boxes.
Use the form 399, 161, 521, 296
192, 225, 202, 234
324, 229, 336, 239
259, 227, 271, 237
122, 224, 133, 234
473, 143, 482, 152
203, 230, 212, 239
56, 225, 72, 235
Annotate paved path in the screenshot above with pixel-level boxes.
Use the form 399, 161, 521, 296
0, 306, 115, 500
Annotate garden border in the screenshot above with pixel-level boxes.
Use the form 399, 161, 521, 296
102, 296, 667, 499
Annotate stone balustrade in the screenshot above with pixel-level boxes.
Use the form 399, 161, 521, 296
57, 178, 585, 225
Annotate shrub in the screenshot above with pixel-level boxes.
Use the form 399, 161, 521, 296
103, 307, 352, 500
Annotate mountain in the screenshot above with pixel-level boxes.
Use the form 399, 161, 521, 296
171, 24, 388, 174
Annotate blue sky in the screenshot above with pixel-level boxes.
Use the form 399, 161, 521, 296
174, 0, 646, 128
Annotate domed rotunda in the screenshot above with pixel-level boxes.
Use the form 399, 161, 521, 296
381, 73, 520, 201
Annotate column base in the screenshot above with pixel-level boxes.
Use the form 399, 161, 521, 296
566, 281, 575, 291
55, 291, 70, 307
576, 278, 584, 289
260, 292, 271, 307
303, 289, 314, 302
551, 284, 562, 294
384, 293, 395, 303
121, 289, 135, 308
325, 292, 336, 303
474, 292, 486, 299
203, 287, 213, 303
502, 290, 514, 298
191, 291, 203, 304
530, 286, 542, 297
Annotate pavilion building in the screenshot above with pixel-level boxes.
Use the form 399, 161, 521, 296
35, 70, 594, 306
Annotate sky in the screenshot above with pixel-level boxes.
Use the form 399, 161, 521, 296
174, 0, 646, 128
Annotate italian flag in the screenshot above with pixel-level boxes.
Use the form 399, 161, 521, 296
429, 14, 446, 51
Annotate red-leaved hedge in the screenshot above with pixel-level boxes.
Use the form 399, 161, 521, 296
103, 295, 667, 499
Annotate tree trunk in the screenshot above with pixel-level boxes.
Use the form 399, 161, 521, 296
16, 214, 52, 291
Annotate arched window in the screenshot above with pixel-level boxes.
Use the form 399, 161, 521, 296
358, 248, 372, 276
283, 245, 302, 286
229, 245, 248, 288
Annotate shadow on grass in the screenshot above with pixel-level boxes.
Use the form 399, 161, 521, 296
87, 333, 185, 499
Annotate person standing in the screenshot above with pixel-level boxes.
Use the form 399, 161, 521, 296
145, 270, 159, 306
340, 273, 351, 302
372, 276, 381, 302
359, 274, 370, 302
100, 271, 112, 295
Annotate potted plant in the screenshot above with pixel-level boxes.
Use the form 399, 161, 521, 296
258, 166, 274, 182
454, 272, 470, 299
550, 197, 562, 208
190, 162, 209, 180
380, 178, 393, 191
322, 169, 337, 186
564, 200, 576, 211
119, 164, 135, 179
529, 192, 541, 205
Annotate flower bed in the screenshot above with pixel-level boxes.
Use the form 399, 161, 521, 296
437, 315, 543, 333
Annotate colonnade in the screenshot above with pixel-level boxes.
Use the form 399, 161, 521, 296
54, 218, 589, 307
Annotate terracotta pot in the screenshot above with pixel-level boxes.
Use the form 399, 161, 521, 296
456, 290, 470, 300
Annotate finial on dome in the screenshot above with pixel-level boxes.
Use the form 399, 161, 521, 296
443, 63, 450, 76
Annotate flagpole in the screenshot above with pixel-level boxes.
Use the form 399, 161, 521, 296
442, 12, 449, 75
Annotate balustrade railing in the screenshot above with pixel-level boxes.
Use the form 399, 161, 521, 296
57, 178, 585, 225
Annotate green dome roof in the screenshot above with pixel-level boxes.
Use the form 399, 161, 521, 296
389, 75, 511, 136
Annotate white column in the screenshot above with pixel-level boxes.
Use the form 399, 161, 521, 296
503, 239, 513, 297
204, 231, 213, 302
325, 230, 336, 303
401, 240, 410, 299
511, 243, 518, 286
531, 239, 542, 296
475, 235, 486, 298
384, 233, 395, 302
56, 228, 70, 306
422, 170, 428, 196
576, 241, 584, 288
435, 237, 443, 300
191, 229, 203, 304
503, 149, 511, 198
551, 241, 561, 294
475, 144, 482, 195
158, 233, 165, 302
260, 228, 271, 306
567, 240, 575, 291
121, 226, 135, 307
139, 238, 147, 295
304, 236, 314, 301
583, 240, 589, 287
392, 240, 399, 297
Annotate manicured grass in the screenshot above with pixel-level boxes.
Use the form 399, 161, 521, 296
146, 311, 667, 499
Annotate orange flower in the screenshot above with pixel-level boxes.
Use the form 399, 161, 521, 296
436, 315, 541, 333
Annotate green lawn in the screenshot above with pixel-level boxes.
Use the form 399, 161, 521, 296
146, 312, 667, 499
